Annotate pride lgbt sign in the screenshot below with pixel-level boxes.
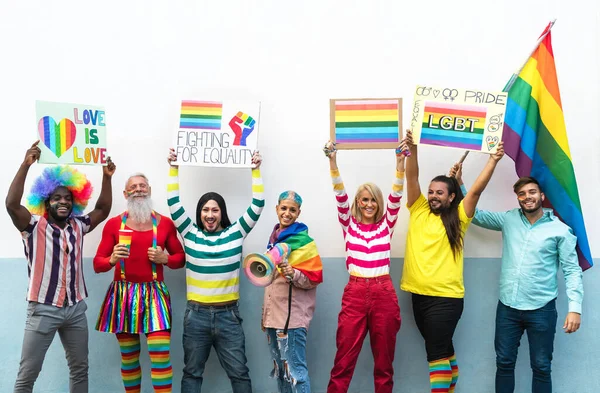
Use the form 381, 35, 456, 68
329, 98, 403, 149
410, 86, 507, 153
174, 100, 260, 168
36, 101, 107, 165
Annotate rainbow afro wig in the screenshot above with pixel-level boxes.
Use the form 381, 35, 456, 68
26, 166, 94, 218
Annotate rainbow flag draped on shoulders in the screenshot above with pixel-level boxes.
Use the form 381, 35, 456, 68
268, 222, 324, 283
503, 22, 592, 270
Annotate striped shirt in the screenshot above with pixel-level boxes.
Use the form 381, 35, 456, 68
167, 167, 264, 303
331, 169, 404, 277
21, 214, 91, 307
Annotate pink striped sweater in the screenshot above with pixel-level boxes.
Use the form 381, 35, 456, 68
330, 169, 405, 277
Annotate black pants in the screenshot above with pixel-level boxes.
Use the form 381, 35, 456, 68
412, 294, 464, 361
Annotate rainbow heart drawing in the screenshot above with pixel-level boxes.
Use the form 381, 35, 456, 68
38, 116, 77, 158
486, 135, 499, 150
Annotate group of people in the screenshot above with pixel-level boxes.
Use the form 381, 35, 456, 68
5, 131, 583, 393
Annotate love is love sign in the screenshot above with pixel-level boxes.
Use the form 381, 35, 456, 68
36, 100, 107, 165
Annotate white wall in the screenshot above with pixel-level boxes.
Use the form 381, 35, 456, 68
1, 0, 598, 259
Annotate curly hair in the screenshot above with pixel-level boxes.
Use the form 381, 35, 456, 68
26, 166, 93, 217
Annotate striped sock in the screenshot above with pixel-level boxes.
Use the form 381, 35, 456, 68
117, 333, 142, 393
429, 358, 452, 393
147, 330, 173, 393
449, 354, 459, 392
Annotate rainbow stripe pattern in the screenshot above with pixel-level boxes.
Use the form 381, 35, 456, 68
420, 102, 486, 150
147, 331, 173, 393
333, 99, 400, 144
96, 280, 172, 333
503, 24, 592, 270
429, 358, 453, 392
116, 333, 142, 392
38, 116, 77, 158
269, 222, 323, 284
179, 100, 223, 130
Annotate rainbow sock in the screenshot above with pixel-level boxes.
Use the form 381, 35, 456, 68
429, 358, 452, 393
449, 354, 459, 392
147, 331, 173, 393
117, 333, 142, 393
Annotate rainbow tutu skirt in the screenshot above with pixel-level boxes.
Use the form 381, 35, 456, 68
96, 280, 172, 334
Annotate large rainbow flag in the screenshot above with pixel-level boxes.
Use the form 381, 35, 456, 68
269, 222, 323, 283
503, 23, 592, 270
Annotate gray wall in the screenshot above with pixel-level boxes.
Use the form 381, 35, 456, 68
0, 258, 597, 393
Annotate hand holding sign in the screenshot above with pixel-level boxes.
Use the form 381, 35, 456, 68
167, 148, 178, 168
229, 112, 256, 146
251, 150, 262, 169
23, 141, 42, 167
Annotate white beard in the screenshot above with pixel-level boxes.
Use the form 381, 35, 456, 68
127, 196, 153, 223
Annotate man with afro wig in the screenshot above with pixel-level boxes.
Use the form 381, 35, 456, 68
5, 140, 116, 393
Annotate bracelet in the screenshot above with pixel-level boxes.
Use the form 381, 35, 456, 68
395, 146, 411, 157
323, 142, 337, 157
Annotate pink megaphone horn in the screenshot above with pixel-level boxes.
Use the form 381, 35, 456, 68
242, 243, 291, 287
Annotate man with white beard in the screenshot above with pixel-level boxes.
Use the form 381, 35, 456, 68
93, 173, 185, 393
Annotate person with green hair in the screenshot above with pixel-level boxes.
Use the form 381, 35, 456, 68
261, 190, 323, 393
5, 141, 116, 393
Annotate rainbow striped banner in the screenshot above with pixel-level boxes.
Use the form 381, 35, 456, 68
180, 100, 223, 130
420, 102, 486, 150
503, 24, 592, 270
330, 98, 402, 149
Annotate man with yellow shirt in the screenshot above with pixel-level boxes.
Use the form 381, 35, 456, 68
402, 131, 504, 393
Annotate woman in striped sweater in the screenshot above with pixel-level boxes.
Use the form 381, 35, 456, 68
325, 141, 407, 393
166, 148, 264, 393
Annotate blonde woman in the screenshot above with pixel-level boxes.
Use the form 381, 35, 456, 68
325, 141, 407, 393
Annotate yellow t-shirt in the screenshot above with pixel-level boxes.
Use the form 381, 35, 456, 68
401, 194, 472, 298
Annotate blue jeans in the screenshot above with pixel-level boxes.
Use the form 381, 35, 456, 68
495, 299, 557, 393
181, 301, 252, 393
266, 328, 310, 393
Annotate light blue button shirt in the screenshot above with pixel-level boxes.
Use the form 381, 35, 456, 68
471, 202, 583, 313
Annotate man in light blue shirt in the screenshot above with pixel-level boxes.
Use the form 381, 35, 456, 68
452, 163, 583, 393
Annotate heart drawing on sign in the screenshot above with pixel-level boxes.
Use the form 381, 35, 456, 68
38, 116, 77, 158
486, 135, 499, 151
433, 89, 440, 98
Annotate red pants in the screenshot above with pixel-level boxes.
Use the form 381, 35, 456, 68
327, 275, 401, 393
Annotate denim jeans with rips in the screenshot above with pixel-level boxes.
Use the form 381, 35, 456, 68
266, 327, 311, 393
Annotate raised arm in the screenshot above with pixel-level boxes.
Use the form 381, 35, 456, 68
5, 141, 40, 231
325, 141, 350, 233
237, 151, 265, 237
387, 141, 407, 233
450, 161, 505, 231
166, 148, 195, 238
87, 157, 116, 232
462, 142, 504, 218
404, 130, 421, 208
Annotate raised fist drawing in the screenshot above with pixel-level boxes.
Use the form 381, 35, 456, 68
229, 112, 256, 146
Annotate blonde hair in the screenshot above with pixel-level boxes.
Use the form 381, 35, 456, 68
351, 182, 385, 223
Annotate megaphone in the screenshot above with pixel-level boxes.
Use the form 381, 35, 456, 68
243, 243, 290, 287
